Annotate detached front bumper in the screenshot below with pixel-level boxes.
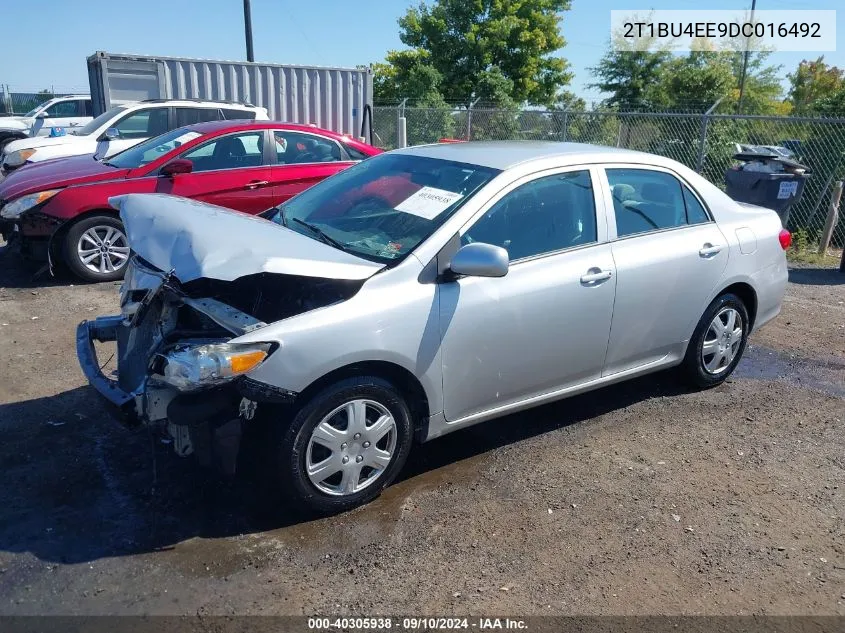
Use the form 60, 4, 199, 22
76, 316, 140, 423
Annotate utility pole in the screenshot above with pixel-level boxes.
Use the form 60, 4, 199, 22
736, 0, 757, 114
243, 0, 255, 62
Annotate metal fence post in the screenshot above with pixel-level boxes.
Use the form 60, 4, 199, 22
818, 181, 843, 254
696, 97, 725, 173
466, 97, 480, 140
396, 98, 408, 148
561, 111, 569, 142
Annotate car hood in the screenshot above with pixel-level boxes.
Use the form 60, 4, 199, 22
0, 117, 31, 131
111, 193, 385, 283
0, 155, 128, 200
5, 133, 89, 153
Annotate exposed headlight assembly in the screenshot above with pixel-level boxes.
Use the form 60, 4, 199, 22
4, 148, 37, 167
0, 189, 61, 219
159, 342, 275, 391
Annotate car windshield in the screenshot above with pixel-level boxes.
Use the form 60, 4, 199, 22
24, 104, 46, 117
267, 153, 500, 263
72, 106, 127, 136
106, 127, 207, 169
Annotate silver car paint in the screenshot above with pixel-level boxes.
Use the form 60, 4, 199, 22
115, 142, 788, 441
110, 194, 384, 283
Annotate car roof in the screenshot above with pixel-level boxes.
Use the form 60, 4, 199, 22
183, 119, 357, 139
123, 99, 263, 110
392, 141, 669, 170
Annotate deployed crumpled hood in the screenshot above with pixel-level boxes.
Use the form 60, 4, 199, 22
111, 193, 385, 283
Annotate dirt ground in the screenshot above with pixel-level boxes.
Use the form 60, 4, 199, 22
0, 246, 843, 617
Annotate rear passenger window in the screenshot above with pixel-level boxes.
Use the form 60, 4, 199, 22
607, 168, 695, 237
274, 131, 341, 164
175, 107, 221, 127
221, 108, 257, 120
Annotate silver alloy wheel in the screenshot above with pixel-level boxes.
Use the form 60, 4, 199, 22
77, 225, 130, 275
701, 307, 744, 375
305, 399, 398, 496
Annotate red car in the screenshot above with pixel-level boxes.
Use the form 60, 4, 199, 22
0, 121, 381, 281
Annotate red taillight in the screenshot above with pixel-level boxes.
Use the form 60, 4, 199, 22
778, 228, 792, 250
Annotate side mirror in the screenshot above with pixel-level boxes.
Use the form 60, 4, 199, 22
99, 127, 120, 142
448, 242, 509, 279
160, 158, 194, 177
36, 111, 50, 119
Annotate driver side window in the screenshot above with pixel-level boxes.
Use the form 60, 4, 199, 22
463, 170, 597, 261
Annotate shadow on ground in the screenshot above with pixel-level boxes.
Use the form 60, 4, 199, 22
0, 369, 693, 566
0, 244, 75, 290
788, 267, 844, 286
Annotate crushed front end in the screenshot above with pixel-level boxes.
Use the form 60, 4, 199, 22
77, 256, 294, 474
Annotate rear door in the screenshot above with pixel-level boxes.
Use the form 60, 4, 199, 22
155, 129, 274, 215
600, 165, 729, 376
268, 130, 356, 205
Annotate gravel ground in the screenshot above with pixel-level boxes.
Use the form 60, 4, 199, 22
0, 247, 843, 616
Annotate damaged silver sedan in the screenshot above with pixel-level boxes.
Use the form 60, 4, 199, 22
78, 142, 788, 513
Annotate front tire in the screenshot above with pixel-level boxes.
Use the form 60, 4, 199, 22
63, 214, 131, 282
274, 376, 414, 514
682, 293, 749, 388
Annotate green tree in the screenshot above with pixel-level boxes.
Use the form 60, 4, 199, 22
588, 50, 670, 110
788, 57, 845, 115
373, 50, 447, 107
647, 52, 735, 111
811, 87, 845, 117
395, 0, 573, 108
727, 51, 783, 114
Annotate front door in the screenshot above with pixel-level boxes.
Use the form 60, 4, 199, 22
156, 129, 275, 215
438, 167, 617, 423
601, 166, 730, 375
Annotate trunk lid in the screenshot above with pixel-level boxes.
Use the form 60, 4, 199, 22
111, 193, 385, 283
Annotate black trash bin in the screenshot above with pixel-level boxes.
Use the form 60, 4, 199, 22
724, 150, 810, 227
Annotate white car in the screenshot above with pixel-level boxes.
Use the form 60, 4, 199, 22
1, 99, 269, 176
0, 96, 92, 150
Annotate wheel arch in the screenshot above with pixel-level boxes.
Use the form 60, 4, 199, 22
716, 281, 758, 331
295, 360, 431, 443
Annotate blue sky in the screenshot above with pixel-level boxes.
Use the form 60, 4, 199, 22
2, 0, 843, 105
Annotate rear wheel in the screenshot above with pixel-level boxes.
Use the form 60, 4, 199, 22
63, 214, 131, 282
273, 376, 414, 514
682, 293, 749, 388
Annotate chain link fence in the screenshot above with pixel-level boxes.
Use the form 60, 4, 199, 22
373, 106, 845, 247
0, 90, 81, 116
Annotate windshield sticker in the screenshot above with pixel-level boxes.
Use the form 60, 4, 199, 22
395, 186, 463, 220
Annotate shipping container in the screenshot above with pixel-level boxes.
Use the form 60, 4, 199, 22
87, 52, 373, 138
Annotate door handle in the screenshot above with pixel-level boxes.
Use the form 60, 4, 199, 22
699, 243, 723, 257
580, 268, 613, 284
245, 180, 269, 190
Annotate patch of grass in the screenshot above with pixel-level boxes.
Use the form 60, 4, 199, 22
786, 230, 842, 266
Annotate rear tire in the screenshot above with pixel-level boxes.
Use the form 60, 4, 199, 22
63, 214, 131, 282
681, 293, 749, 388
273, 376, 414, 514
